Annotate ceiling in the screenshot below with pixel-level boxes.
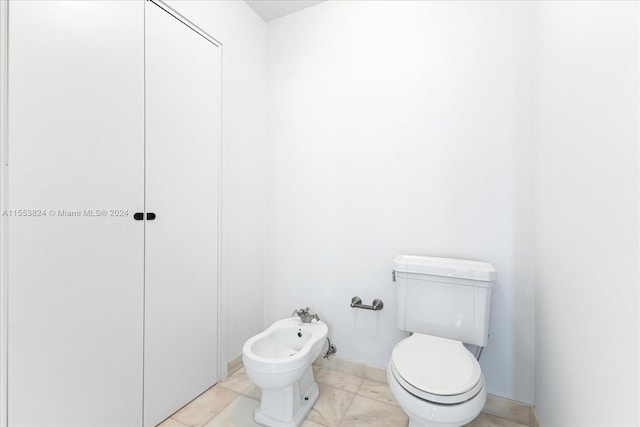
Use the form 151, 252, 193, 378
245, 0, 325, 22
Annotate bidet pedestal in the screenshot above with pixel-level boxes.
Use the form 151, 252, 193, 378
254, 366, 319, 427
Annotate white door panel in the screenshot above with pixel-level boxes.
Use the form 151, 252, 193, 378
8, 1, 144, 426
144, 3, 220, 426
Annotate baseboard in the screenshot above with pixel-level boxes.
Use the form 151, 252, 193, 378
229, 353, 538, 427
532, 406, 543, 427
483, 394, 532, 426
227, 353, 243, 376
312, 355, 387, 384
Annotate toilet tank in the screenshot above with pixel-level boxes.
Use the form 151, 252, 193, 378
393, 255, 496, 347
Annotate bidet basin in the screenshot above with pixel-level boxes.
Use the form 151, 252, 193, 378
251, 325, 312, 358
243, 317, 327, 385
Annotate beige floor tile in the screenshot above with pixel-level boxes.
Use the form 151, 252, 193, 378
306, 384, 356, 427
204, 395, 260, 427
242, 383, 262, 401
356, 379, 399, 406
157, 417, 188, 427
464, 412, 530, 427
338, 395, 408, 427
301, 420, 327, 427
314, 367, 364, 394
218, 368, 253, 394
172, 386, 239, 427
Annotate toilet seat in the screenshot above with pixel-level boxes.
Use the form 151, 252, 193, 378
390, 333, 483, 404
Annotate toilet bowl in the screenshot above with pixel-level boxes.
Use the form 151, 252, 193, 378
242, 317, 328, 427
387, 333, 486, 427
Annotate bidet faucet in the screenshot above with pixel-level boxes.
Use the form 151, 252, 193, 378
292, 307, 320, 323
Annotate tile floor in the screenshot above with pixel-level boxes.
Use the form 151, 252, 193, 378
158, 365, 530, 427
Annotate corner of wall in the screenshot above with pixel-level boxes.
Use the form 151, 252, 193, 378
0, 1, 8, 424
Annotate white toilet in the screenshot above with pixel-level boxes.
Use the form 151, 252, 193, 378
388, 255, 496, 427
242, 315, 328, 427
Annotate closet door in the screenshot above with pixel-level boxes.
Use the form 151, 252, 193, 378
7, 1, 145, 425
144, 2, 220, 426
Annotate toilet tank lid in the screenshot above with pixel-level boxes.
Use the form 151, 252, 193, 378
393, 255, 496, 282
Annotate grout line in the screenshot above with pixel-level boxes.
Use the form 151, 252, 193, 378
168, 417, 188, 427
335, 388, 357, 427
480, 412, 531, 427
216, 374, 253, 396
198, 395, 238, 427
173, 386, 242, 427
311, 382, 356, 427
241, 390, 260, 401
216, 382, 251, 395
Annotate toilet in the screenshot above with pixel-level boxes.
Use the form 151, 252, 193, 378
388, 255, 495, 427
242, 316, 328, 427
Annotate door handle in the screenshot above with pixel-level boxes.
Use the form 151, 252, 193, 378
134, 212, 156, 221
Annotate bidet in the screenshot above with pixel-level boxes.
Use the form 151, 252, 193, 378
242, 316, 328, 427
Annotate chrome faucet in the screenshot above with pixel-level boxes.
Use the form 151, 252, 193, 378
292, 307, 320, 323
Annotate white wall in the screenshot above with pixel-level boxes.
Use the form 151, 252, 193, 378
266, 1, 536, 403
533, 2, 639, 425
158, 4, 640, 421
165, 1, 268, 364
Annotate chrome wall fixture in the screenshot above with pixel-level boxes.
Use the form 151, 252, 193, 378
323, 337, 337, 360
350, 296, 384, 311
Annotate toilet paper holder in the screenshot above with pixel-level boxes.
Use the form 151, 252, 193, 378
350, 296, 384, 311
